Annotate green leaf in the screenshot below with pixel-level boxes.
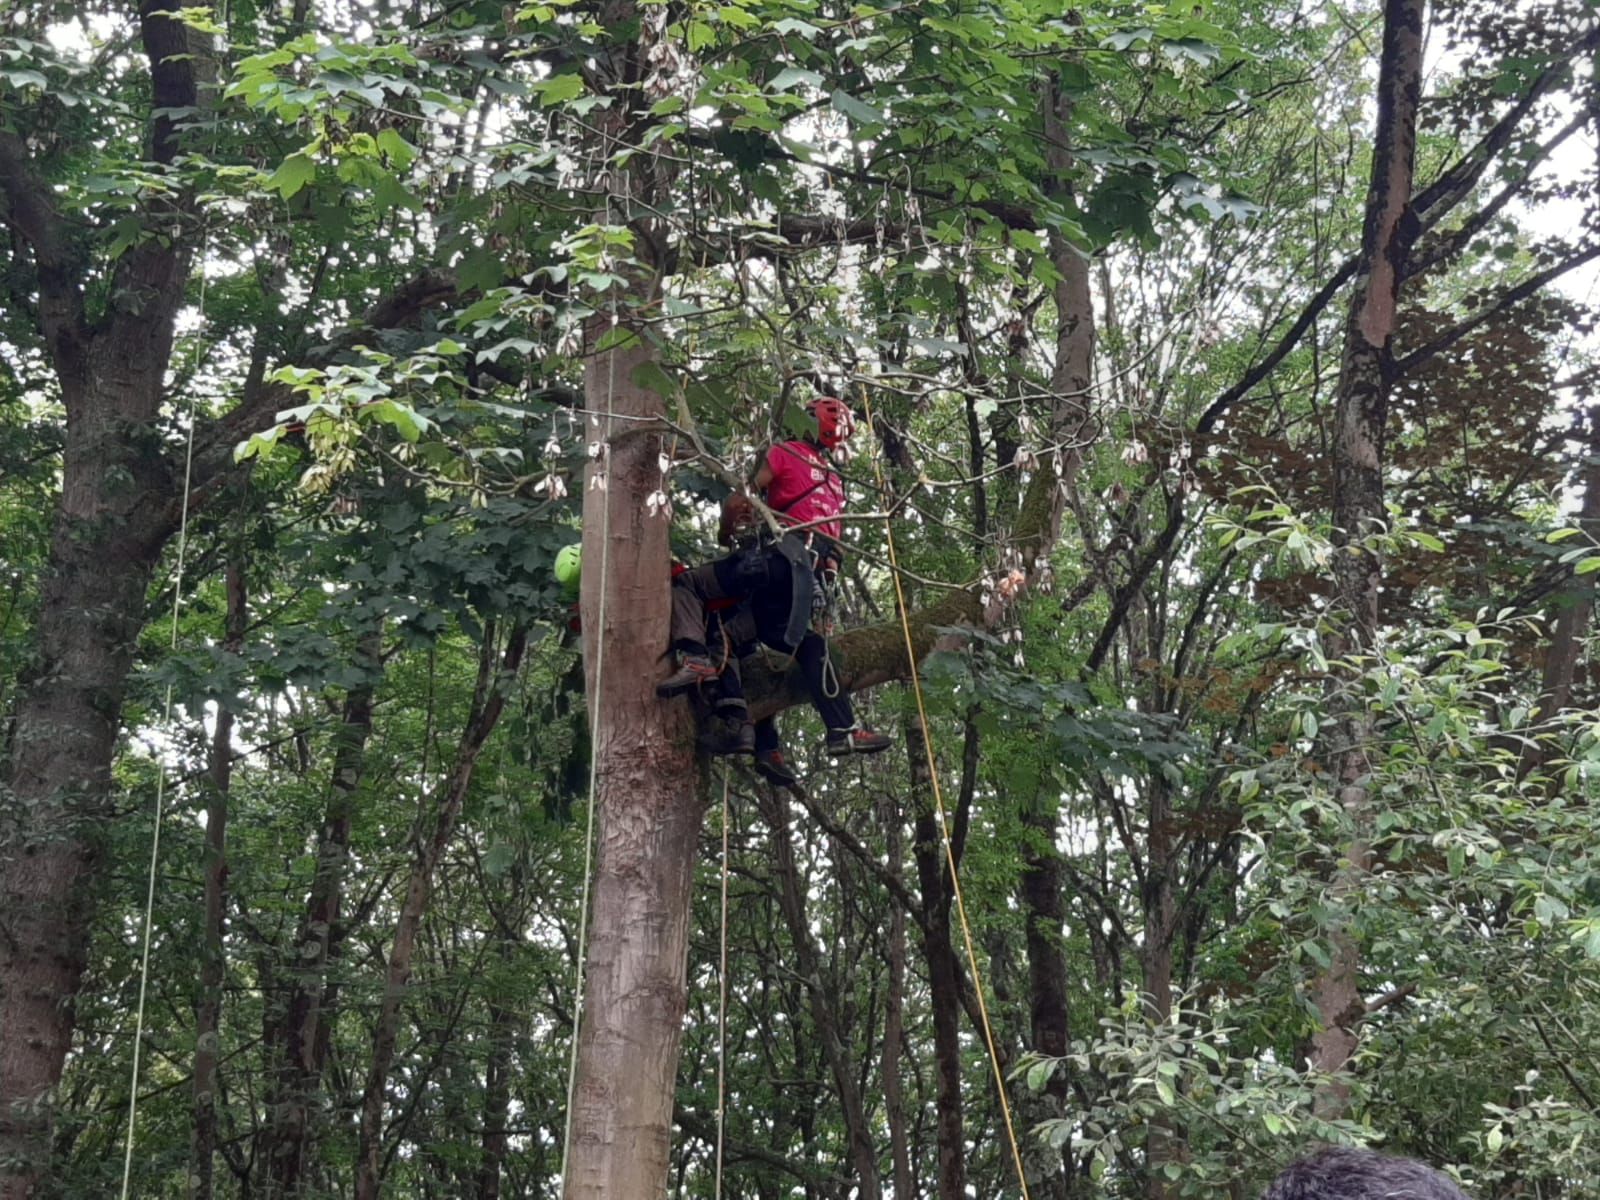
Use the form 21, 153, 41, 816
266, 153, 317, 200
1102, 26, 1155, 50
532, 72, 585, 106
362, 399, 429, 442
234, 426, 286, 463
768, 67, 822, 92
594, 325, 641, 353
631, 360, 679, 398
687, 19, 716, 50
1025, 1058, 1055, 1092
772, 17, 821, 37
830, 89, 885, 128
376, 127, 416, 168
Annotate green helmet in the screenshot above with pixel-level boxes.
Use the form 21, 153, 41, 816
554, 542, 582, 596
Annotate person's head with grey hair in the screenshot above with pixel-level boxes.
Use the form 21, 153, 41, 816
1263, 1148, 1470, 1199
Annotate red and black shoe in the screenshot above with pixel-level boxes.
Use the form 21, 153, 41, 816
656, 653, 719, 698
754, 749, 799, 787
825, 727, 892, 757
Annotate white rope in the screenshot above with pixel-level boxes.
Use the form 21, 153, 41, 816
120, 252, 208, 1200
559, 301, 619, 1181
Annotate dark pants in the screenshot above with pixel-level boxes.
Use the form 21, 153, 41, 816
670, 550, 855, 739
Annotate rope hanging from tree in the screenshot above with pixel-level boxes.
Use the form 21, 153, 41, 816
861, 385, 1037, 1200
120, 246, 209, 1200
559, 300, 621, 1178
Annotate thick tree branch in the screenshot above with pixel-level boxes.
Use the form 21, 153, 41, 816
139, 0, 204, 168
0, 131, 89, 358
1192, 258, 1359, 436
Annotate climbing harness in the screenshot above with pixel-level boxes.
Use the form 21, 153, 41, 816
861, 388, 1036, 1200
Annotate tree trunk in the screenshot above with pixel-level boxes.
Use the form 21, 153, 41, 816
560, 295, 699, 1199
0, 359, 182, 1199
1308, 0, 1425, 1121
1141, 775, 1179, 1200
261, 631, 383, 1196
878, 791, 914, 1200
1020, 791, 1072, 1200
476, 946, 520, 1200
1521, 405, 1600, 779
759, 789, 882, 1195
354, 625, 527, 1200
0, 14, 205, 1190
191, 553, 246, 1200
909, 724, 967, 1200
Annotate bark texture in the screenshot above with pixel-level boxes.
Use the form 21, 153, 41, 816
878, 789, 915, 1200
560, 304, 699, 1200
908, 724, 967, 1200
0, 10, 203, 1190
1309, 0, 1426, 1120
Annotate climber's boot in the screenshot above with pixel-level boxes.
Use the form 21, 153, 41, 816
657, 653, 720, 698
825, 727, 893, 757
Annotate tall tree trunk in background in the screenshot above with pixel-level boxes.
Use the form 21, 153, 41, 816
759, 789, 882, 1195
261, 630, 383, 1195
909, 724, 967, 1200
1031, 73, 1096, 561
1309, 0, 1425, 1121
1004, 71, 1095, 1200
354, 625, 527, 1200
0, 11, 202, 1190
1020, 790, 1072, 1200
191, 553, 247, 1200
1521, 405, 1600, 779
1141, 775, 1178, 1200
878, 790, 914, 1200
476, 939, 521, 1200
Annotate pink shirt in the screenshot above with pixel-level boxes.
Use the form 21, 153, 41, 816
765, 440, 844, 545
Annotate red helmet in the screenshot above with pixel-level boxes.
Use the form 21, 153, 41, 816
806, 396, 856, 448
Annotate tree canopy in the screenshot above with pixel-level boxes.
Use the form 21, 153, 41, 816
2, 0, 1599, 1196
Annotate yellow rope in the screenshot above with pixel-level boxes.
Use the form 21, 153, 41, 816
860, 389, 1035, 1200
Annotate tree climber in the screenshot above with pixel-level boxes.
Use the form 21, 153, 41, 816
658, 397, 892, 785
555, 542, 754, 756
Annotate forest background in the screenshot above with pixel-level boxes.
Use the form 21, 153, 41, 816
2, 0, 1599, 1196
